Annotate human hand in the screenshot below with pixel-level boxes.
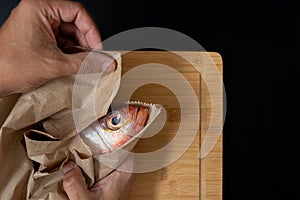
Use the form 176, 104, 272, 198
0, 0, 114, 98
63, 157, 135, 200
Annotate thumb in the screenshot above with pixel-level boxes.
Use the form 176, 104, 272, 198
63, 161, 90, 200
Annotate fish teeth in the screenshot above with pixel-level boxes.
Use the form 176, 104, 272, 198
128, 100, 154, 107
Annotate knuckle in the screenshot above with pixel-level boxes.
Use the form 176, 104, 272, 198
72, 1, 85, 10
20, 0, 36, 8
14, 0, 31, 13
63, 175, 78, 191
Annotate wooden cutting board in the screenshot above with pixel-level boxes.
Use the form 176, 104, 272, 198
118, 51, 223, 200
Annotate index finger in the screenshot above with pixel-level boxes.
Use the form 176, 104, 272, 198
52, 0, 101, 48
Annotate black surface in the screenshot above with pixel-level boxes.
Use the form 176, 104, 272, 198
1, 0, 299, 200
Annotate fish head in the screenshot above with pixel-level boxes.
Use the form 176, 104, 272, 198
79, 103, 150, 155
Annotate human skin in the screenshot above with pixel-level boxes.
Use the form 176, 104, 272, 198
63, 157, 135, 200
0, 0, 134, 199
0, 0, 109, 98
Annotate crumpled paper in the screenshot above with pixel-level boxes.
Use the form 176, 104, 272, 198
0, 50, 161, 200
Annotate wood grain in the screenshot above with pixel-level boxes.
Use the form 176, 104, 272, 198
119, 51, 222, 200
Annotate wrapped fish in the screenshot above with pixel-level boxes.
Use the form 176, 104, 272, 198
79, 102, 150, 155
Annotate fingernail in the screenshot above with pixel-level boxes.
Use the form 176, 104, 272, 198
63, 161, 76, 174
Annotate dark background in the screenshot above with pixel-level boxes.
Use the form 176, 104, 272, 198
1, 0, 298, 200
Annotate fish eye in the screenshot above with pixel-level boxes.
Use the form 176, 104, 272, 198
111, 115, 121, 125
106, 112, 123, 130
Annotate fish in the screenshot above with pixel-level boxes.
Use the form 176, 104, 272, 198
79, 103, 149, 155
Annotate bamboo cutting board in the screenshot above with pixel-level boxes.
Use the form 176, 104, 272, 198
118, 51, 223, 200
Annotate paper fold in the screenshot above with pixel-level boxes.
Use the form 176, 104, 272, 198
0, 51, 161, 200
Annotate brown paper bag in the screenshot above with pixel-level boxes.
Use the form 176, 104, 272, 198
0, 51, 161, 200
0, 69, 121, 200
